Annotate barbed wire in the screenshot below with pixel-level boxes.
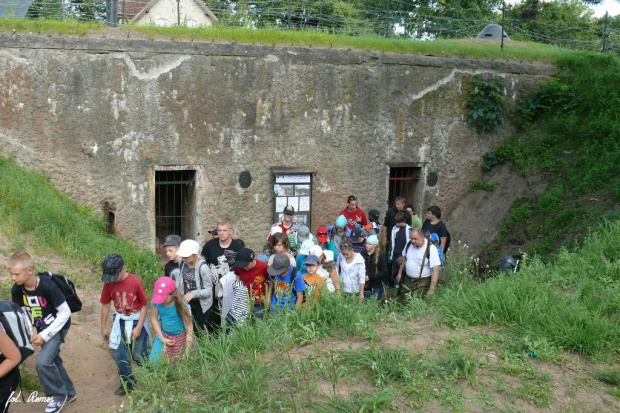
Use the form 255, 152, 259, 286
0, 0, 618, 53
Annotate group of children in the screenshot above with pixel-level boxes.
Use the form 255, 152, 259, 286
0, 198, 449, 413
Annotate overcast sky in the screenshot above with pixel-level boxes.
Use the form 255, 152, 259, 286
505, 0, 620, 18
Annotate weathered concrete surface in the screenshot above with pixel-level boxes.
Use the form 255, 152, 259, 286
0, 33, 554, 250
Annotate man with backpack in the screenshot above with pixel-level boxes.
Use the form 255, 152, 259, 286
422, 205, 450, 254
395, 228, 441, 299
8, 251, 76, 413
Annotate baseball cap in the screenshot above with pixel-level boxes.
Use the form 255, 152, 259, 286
350, 227, 363, 243
177, 239, 200, 258
367, 235, 379, 245
234, 247, 255, 268
316, 226, 328, 243
369, 209, 380, 220
322, 250, 334, 262
305, 255, 320, 266
267, 253, 291, 275
101, 254, 124, 283
151, 276, 177, 304
299, 239, 314, 255
283, 205, 295, 215
270, 225, 283, 236
162, 235, 182, 247
297, 225, 310, 242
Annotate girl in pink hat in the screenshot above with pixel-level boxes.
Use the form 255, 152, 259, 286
150, 277, 193, 361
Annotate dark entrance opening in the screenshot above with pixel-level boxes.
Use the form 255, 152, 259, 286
388, 167, 421, 207
155, 170, 195, 248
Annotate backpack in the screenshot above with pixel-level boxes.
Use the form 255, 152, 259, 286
428, 233, 445, 265
0, 301, 35, 364
38, 271, 82, 313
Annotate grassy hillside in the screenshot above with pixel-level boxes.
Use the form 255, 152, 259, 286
480, 51, 620, 262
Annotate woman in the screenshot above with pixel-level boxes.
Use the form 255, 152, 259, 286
337, 238, 366, 300
361, 235, 387, 301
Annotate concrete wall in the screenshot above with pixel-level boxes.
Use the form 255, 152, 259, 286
0, 33, 554, 251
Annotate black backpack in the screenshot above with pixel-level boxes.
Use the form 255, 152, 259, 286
0, 301, 35, 364
38, 271, 82, 313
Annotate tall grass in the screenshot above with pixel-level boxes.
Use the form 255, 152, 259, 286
0, 156, 161, 289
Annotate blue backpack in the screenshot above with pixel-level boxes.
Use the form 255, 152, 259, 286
429, 233, 445, 266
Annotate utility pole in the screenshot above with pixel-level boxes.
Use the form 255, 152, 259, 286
106, 0, 118, 27
501, 1, 505, 51
385, 0, 391, 38
318, 0, 323, 30
602, 11, 608, 52
177, 0, 181, 26
288, 0, 292, 30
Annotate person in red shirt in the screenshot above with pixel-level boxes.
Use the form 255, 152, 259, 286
100, 254, 149, 396
233, 247, 270, 318
268, 205, 295, 241
339, 195, 368, 230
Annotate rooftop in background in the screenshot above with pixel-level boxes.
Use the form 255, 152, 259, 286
0, 0, 34, 18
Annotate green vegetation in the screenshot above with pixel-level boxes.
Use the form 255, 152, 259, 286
124, 224, 620, 410
481, 51, 620, 259
0, 156, 161, 290
466, 75, 507, 134
0, 17, 583, 64
470, 180, 499, 192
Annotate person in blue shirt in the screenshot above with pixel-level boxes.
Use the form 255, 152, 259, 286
267, 254, 306, 312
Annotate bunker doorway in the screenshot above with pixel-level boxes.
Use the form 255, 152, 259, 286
155, 170, 196, 248
388, 166, 421, 208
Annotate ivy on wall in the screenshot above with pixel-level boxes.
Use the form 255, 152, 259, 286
466, 75, 507, 134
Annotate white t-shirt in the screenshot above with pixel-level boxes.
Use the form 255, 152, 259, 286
402, 239, 440, 278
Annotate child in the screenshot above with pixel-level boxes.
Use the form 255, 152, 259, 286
267, 254, 306, 312
337, 239, 366, 300
174, 240, 213, 334
100, 254, 149, 396
162, 235, 182, 278
9, 251, 76, 412
361, 235, 387, 301
301, 255, 326, 304
150, 277, 193, 361
0, 324, 21, 413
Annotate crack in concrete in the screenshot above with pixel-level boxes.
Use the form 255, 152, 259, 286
408, 68, 504, 102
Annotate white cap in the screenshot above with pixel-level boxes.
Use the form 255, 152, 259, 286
177, 240, 200, 258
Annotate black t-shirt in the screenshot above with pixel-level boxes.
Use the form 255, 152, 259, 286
393, 226, 408, 258
201, 238, 244, 267
164, 260, 179, 278
383, 208, 412, 237
422, 219, 449, 249
11, 276, 66, 333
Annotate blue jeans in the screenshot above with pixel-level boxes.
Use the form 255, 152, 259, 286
364, 286, 384, 301
111, 318, 148, 388
252, 303, 265, 319
36, 322, 75, 403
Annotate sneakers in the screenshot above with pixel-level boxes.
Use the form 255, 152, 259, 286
45, 397, 66, 413
65, 394, 77, 404
114, 385, 134, 396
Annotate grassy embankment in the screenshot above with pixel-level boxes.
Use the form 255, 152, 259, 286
0, 17, 576, 63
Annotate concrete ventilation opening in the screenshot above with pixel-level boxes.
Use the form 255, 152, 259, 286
103, 201, 116, 235
388, 167, 421, 207
155, 170, 196, 247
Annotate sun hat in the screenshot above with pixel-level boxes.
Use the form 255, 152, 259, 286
309, 245, 323, 258
177, 240, 200, 258
322, 250, 334, 262
152, 277, 177, 304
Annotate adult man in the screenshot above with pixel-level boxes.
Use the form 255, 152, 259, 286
268, 205, 296, 241
233, 247, 270, 318
396, 228, 440, 298
339, 195, 368, 230
422, 205, 450, 253
201, 217, 244, 331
